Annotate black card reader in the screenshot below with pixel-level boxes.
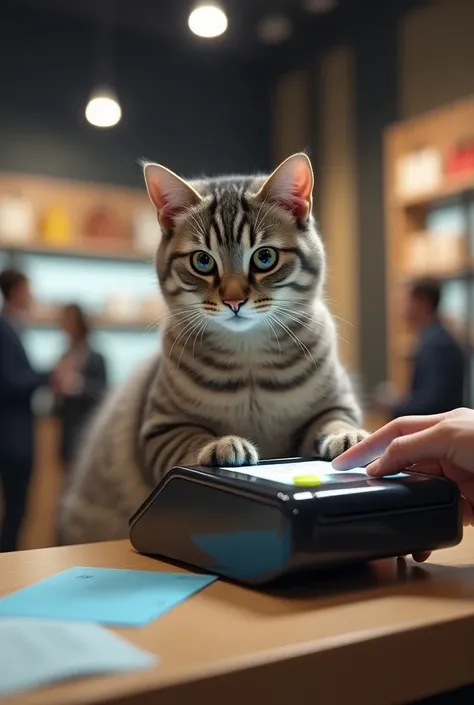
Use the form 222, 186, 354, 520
129, 458, 462, 586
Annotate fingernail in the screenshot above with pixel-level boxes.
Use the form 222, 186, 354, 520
331, 456, 354, 471
331, 457, 346, 470
366, 460, 380, 476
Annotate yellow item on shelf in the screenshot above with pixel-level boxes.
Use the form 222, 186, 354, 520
41, 206, 72, 245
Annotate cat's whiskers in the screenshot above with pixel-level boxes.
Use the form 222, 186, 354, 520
267, 312, 316, 366
275, 298, 314, 306
148, 310, 195, 332
164, 311, 204, 337
253, 194, 269, 235
187, 211, 207, 241
269, 314, 315, 364
153, 308, 202, 333
147, 310, 196, 333
263, 315, 282, 357
274, 299, 319, 313
200, 319, 210, 344
177, 316, 205, 369
273, 304, 315, 319
256, 224, 271, 237
337, 333, 350, 346
147, 303, 204, 331
275, 298, 355, 328
272, 306, 321, 334
328, 313, 355, 329
274, 305, 350, 346
167, 313, 203, 360
193, 318, 210, 358
167, 303, 206, 313
188, 225, 207, 243
257, 201, 280, 235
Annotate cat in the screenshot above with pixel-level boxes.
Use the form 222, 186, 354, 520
59, 153, 368, 545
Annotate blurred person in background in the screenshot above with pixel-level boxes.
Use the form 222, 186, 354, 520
0, 268, 49, 552
52, 303, 108, 475
374, 278, 465, 419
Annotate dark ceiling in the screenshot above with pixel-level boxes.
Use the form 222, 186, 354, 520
6, 0, 337, 42
5, 0, 421, 60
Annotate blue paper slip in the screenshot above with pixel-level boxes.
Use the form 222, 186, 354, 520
0, 618, 157, 696
0, 567, 218, 627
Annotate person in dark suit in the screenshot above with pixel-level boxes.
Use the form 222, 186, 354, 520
376, 278, 465, 419
0, 268, 49, 552
52, 303, 107, 472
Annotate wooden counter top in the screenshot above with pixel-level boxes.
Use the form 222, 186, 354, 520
2, 536, 474, 705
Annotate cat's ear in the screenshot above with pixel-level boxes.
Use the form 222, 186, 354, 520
143, 163, 202, 232
255, 153, 314, 223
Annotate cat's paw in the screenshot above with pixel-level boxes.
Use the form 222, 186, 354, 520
198, 436, 259, 466
315, 429, 369, 461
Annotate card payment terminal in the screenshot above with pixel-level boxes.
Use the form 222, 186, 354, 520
129, 458, 462, 586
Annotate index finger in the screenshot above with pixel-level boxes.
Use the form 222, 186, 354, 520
331, 413, 445, 470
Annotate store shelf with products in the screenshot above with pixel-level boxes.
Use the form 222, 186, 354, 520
0, 238, 152, 263
385, 97, 474, 404
0, 171, 163, 385
393, 178, 474, 210
401, 231, 468, 279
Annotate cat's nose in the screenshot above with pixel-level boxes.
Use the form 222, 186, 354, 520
223, 299, 246, 314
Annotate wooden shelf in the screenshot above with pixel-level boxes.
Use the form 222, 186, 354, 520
31, 308, 156, 332
401, 268, 470, 282
393, 176, 474, 209
0, 239, 153, 264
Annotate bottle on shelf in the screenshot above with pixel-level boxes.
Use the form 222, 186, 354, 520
0, 192, 35, 244
40, 204, 73, 245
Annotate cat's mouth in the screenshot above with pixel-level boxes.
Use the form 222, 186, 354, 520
218, 311, 258, 332
227, 315, 249, 325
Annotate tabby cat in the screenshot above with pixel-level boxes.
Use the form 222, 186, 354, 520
60, 153, 368, 544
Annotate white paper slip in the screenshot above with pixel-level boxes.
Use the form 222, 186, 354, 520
0, 618, 158, 696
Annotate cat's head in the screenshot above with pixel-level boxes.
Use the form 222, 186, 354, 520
143, 153, 325, 333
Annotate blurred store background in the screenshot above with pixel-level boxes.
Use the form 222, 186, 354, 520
1, 0, 474, 548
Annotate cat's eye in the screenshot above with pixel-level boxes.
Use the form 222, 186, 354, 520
191, 251, 216, 275
252, 247, 278, 272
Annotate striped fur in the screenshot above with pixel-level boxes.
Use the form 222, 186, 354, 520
60, 154, 368, 545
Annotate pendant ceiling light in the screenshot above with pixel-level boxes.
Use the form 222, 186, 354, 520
85, 86, 121, 128
86, 0, 122, 128
188, 3, 228, 38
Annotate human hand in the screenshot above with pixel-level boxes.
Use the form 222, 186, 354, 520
332, 408, 474, 560
51, 360, 81, 395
